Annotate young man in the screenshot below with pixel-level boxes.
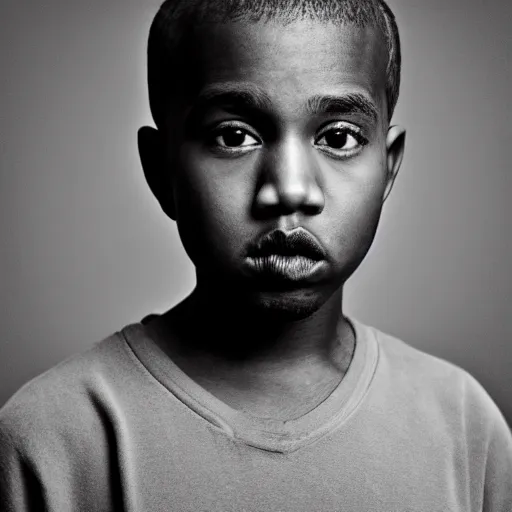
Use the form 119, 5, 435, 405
1, 0, 511, 510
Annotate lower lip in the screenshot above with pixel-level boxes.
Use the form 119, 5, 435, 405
245, 255, 326, 282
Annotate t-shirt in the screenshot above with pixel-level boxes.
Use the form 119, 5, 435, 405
0, 317, 511, 511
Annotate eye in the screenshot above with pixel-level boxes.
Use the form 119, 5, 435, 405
212, 125, 261, 150
315, 123, 367, 158
317, 130, 358, 150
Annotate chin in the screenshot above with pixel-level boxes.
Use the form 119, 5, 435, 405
250, 289, 329, 321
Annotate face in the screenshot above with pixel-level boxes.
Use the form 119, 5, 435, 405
141, 19, 405, 317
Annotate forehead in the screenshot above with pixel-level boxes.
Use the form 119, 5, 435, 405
177, 19, 389, 118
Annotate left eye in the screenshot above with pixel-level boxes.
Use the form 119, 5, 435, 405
315, 127, 366, 155
214, 127, 260, 149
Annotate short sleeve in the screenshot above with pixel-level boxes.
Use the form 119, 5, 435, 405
0, 420, 47, 512
483, 409, 512, 512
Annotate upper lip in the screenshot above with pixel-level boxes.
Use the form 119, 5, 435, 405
246, 227, 326, 261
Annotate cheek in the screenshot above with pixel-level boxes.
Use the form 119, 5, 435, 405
176, 156, 247, 226
324, 149, 387, 259
172, 150, 253, 266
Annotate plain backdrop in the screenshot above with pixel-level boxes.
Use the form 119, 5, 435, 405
0, 0, 510, 425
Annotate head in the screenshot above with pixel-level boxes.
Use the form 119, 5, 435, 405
139, 0, 406, 319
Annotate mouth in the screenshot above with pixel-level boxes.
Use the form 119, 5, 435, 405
244, 228, 327, 283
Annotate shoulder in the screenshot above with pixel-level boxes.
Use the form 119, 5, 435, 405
0, 327, 146, 509
359, 323, 512, 508
0, 328, 134, 453
365, 323, 510, 437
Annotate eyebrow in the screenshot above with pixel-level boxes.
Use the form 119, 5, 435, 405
187, 83, 379, 124
188, 83, 274, 117
305, 94, 379, 123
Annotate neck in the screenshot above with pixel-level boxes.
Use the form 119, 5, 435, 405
161, 283, 352, 368
150, 284, 356, 420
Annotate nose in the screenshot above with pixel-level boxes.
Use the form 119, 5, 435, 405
253, 135, 324, 218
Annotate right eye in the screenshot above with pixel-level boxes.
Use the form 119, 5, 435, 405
211, 124, 261, 151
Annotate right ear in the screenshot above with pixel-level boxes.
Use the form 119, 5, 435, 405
138, 126, 176, 220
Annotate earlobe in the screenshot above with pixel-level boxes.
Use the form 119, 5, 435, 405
138, 126, 176, 220
383, 125, 406, 203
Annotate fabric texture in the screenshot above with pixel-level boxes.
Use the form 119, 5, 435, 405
1, 317, 511, 511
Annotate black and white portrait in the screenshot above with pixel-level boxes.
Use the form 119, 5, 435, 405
1, 0, 511, 510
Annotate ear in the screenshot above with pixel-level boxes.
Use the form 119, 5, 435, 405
138, 126, 176, 220
383, 125, 406, 203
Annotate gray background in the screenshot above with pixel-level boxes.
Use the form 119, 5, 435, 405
0, 0, 510, 424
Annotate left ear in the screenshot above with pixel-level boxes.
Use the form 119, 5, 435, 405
383, 125, 406, 202
138, 126, 177, 220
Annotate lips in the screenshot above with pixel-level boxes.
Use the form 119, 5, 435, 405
245, 228, 327, 283
247, 228, 326, 261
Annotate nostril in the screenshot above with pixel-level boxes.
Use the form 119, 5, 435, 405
252, 181, 324, 219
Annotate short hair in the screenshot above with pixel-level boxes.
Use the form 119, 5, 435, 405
147, 0, 401, 127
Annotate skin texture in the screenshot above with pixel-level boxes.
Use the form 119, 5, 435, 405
139, 20, 405, 419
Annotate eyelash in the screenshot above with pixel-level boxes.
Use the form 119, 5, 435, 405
314, 122, 369, 159
207, 121, 368, 158
208, 121, 261, 154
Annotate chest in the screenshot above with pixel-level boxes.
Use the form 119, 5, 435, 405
118, 420, 474, 512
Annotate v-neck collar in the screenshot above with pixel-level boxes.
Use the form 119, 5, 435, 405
121, 316, 378, 453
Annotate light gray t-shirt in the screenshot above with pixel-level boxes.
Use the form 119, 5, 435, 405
1, 317, 511, 511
